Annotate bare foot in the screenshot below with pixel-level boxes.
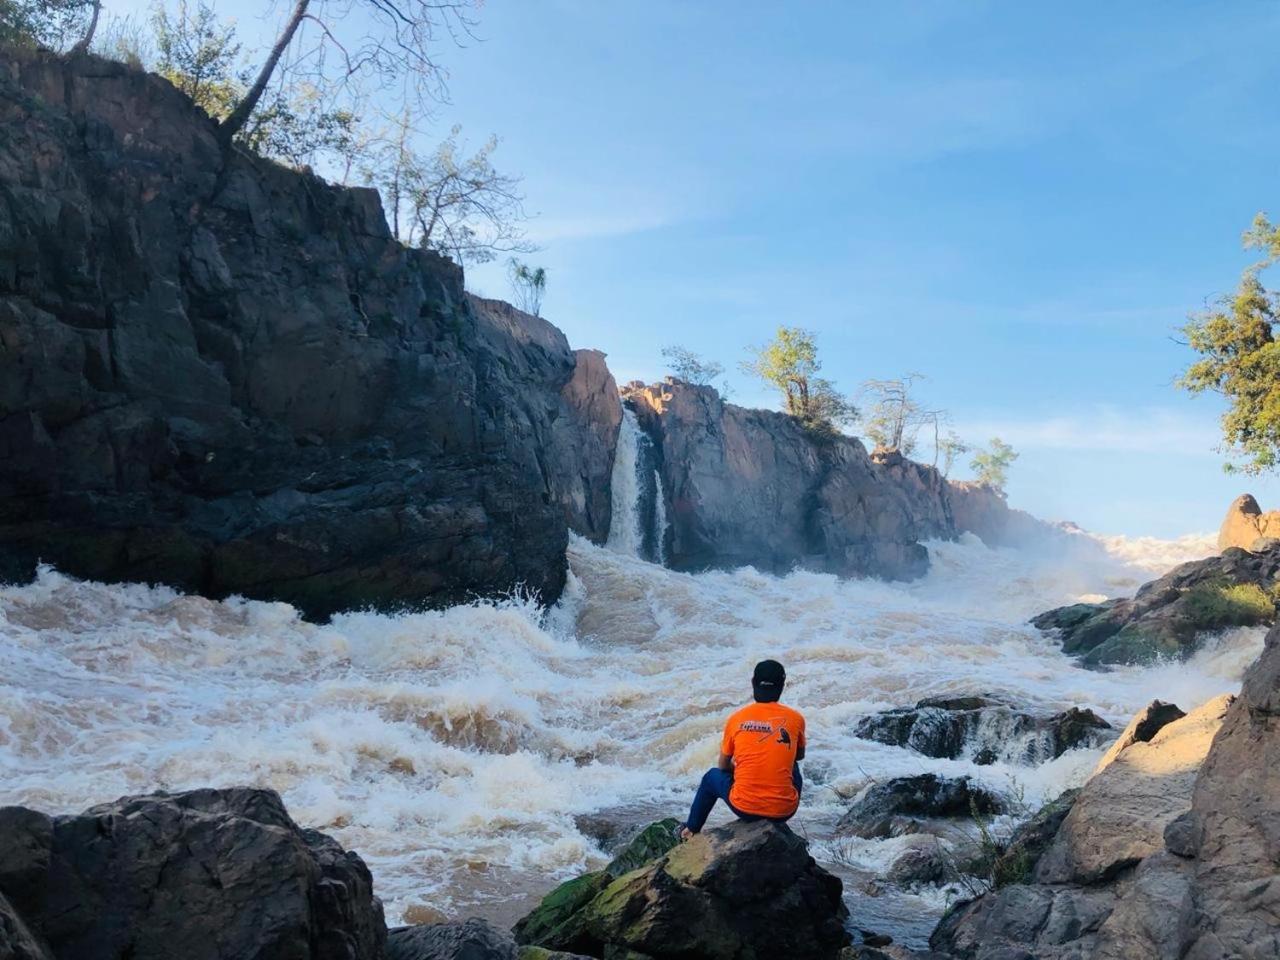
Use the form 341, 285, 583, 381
678, 826, 694, 842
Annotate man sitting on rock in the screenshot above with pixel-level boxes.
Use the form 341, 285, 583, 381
678, 659, 805, 840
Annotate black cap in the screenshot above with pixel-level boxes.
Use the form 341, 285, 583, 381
752, 659, 786, 701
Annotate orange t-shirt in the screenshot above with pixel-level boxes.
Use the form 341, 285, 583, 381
721, 701, 806, 818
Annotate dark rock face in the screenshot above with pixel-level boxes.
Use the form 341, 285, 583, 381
0, 787, 385, 960
1030, 544, 1280, 665
0, 50, 620, 619
853, 696, 1113, 766
515, 820, 849, 960
624, 381, 953, 580
386, 918, 517, 960
836, 775, 1004, 840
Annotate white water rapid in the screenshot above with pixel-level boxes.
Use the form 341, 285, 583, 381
0, 523, 1257, 944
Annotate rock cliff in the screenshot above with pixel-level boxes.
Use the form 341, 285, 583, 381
0, 49, 621, 618
623, 380, 1055, 580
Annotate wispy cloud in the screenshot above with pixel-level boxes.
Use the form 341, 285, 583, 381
956, 405, 1221, 456
527, 210, 680, 244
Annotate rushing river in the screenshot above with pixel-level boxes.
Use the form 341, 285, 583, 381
0, 489, 1260, 944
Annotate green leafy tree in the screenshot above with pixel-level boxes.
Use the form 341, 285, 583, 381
1178, 213, 1280, 474
508, 259, 547, 317
152, 0, 241, 120
971, 437, 1018, 494
741, 326, 856, 432
149, 1, 357, 170
661, 345, 723, 385
938, 430, 969, 477
1, 0, 93, 49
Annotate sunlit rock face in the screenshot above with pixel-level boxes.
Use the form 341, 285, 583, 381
1218, 492, 1280, 552
622, 379, 945, 580
931, 626, 1280, 960
622, 379, 1048, 581
0, 50, 620, 618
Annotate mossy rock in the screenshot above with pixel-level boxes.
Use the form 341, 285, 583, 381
512, 871, 610, 948
514, 819, 679, 950
604, 818, 679, 877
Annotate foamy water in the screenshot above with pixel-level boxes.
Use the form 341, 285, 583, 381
0, 524, 1257, 943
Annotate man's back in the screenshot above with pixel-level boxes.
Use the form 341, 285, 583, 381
722, 701, 805, 818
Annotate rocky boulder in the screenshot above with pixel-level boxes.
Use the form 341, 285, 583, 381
0, 49, 621, 618
853, 695, 1112, 766
0, 787, 385, 960
1030, 543, 1280, 665
1218, 493, 1280, 552
836, 775, 1004, 840
515, 820, 849, 960
946, 480, 1062, 550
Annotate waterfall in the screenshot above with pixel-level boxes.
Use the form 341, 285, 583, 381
605, 408, 644, 556
652, 470, 668, 566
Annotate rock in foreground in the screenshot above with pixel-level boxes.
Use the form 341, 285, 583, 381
931, 624, 1280, 959
1031, 543, 1280, 665
515, 820, 850, 960
0, 787, 384, 960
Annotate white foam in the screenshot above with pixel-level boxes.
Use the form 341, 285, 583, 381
0, 527, 1261, 929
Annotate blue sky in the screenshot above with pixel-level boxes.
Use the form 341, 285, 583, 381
112, 0, 1280, 536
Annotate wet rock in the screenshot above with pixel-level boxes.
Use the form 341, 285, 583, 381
515, 820, 849, 959
853, 696, 1112, 765
0, 892, 51, 960
836, 775, 1004, 840
387, 918, 519, 960
1031, 543, 1280, 665
885, 837, 948, 886
0, 787, 384, 960
0, 49, 622, 619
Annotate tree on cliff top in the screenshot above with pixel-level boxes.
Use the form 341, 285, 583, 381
1179, 213, 1280, 475
971, 438, 1018, 495
662, 346, 723, 385
741, 327, 856, 433
861, 374, 938, 455
1, 0, 94, 49
364, 117, 534, 264
508, 259, 546, 316
217, 0, 477, 147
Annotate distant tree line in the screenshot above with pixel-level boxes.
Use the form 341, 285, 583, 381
661, 329, 1019, 495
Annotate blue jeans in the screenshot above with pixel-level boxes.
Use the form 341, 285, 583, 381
684, 764, 803, 833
